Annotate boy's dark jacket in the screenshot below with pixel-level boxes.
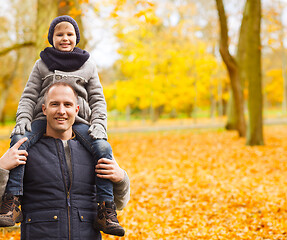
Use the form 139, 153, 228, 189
21, 137, 100, 240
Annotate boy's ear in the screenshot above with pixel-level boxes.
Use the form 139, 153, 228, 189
42, 104, 47, 115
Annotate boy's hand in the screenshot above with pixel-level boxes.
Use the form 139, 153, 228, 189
88, 124, 107, 140
11, 118, 32, 136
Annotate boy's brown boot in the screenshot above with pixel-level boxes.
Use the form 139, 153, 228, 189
94, 201, 125, 237
0, 193, 23, 227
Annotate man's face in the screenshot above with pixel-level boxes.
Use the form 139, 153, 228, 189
53, 22, 76, 52
42, 85, 79, 140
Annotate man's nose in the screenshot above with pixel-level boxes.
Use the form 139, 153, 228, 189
57, 105, 66, 114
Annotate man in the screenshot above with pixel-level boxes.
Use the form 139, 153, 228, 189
1, 82, 130, 239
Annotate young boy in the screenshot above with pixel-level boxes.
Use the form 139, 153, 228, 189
0, 15, 125, 237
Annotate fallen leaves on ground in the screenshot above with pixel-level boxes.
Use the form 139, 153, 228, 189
105, 125, 287, 239
0, 227, 20, 240
1, 125, 287, 239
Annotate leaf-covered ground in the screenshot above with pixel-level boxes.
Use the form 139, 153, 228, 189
1, 125, 287, 239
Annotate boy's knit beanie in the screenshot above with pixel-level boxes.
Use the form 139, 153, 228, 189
48, 15, 80, 46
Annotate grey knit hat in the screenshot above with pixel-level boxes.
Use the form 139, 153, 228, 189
48, 15, 80, 46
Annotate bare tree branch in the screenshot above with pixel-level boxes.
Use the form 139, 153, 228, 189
0, 41, 35, 56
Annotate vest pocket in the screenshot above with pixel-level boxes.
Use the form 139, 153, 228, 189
78, 208, 99, 239
23, 210, 60, 239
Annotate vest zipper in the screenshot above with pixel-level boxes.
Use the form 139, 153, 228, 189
67, 191, 71, 240
67, 192, 71, 207
56, 140, 73, 240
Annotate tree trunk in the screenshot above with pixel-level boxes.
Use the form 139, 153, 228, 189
217, 79, 224, 116
237, 2, 248, 87
225, 2, 249, 130
210, 95, 216, 119
215, 0, 246, 137
36, 0, 58, 55
225, 90, 237, 129
125, 105, 131, 122
58, 0, 87, 49
246, 0, 264, 145
0, 55, 20, 122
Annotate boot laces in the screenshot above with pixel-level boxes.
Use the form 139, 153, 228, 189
106, 206, 118, 223
0, 194, 15, 214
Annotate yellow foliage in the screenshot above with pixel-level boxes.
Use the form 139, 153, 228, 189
110, 12, 119, 18
109, 20, 223, 115
69, 7, 82, 18
58, 1, 67, 8
264, 69, 283, 105
99, 0, 228, 116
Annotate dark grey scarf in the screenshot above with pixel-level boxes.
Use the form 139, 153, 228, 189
40, 47, 90, 71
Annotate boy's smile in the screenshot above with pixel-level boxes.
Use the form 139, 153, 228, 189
53, 22, 76, 52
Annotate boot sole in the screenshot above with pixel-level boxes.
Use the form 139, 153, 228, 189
95, 224, 125, 237
0, 219, 16, 227
0, 212, 23, 227
103, 228, 125, 237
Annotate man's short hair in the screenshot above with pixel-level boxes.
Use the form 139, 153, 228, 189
43, 82, 78, 104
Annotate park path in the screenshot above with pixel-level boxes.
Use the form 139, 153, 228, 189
108, 118, 287, 133
0, 118, 287, 139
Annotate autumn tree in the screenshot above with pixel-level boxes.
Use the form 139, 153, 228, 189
225, 2, 248, 134
246, 0, 263, 145
216, 0, 264, 145
100, 0, 226, 121
0, 0, 35, 122
215, 0, 246, 137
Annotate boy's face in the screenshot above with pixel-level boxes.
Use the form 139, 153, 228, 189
53, 22, 76, 52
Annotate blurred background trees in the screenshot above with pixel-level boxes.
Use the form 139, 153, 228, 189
0, 0, 287, 145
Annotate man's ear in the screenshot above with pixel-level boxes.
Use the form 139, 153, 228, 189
76, 105, 79, 115
42, 104, 47, 115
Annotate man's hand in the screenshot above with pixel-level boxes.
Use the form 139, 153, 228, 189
95, 158, 125, 183
0, 137, 28, 170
